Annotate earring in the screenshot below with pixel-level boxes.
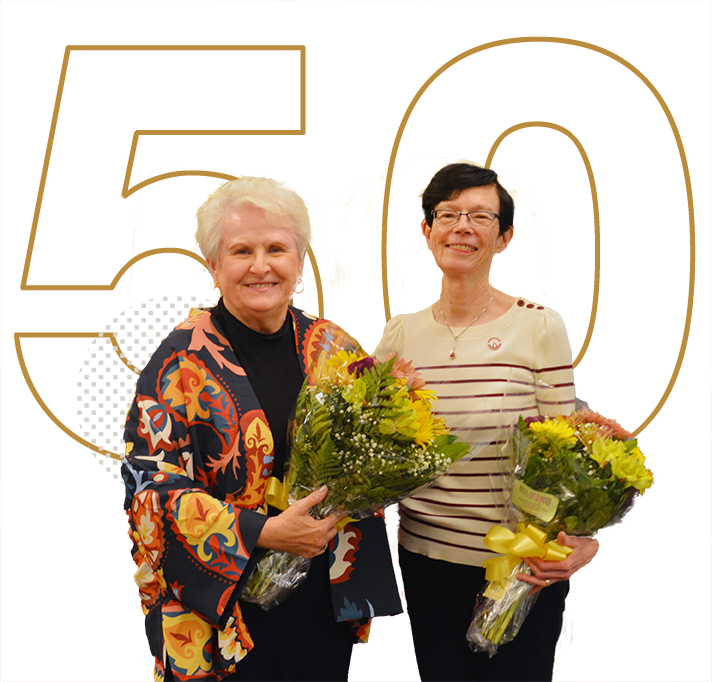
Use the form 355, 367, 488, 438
214, 281, 222, 294
294, 278, 304, 295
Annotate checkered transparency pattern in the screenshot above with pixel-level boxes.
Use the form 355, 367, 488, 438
77, 296, 215, 479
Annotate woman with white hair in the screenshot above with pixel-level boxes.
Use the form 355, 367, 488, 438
122, 177, 401, 681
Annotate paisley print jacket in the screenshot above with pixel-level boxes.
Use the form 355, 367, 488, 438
122, 307, 401, 681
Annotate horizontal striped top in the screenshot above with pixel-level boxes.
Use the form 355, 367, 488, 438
374, 299, 576, 567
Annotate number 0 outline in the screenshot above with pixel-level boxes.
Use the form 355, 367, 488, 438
380, 37, 695, 435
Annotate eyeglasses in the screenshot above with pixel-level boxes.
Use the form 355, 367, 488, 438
431, 209, 500, 228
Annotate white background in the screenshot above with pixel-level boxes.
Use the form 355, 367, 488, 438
1, 1, 710, 681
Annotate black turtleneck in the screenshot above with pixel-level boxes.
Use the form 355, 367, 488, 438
212, 299, 304, 481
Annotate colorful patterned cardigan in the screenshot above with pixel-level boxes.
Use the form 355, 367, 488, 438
122, 306, 401, 680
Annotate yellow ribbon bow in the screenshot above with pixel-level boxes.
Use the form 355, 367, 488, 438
265, 477, 290, 511
482, 523, 573, 582
264, 477, 357, 532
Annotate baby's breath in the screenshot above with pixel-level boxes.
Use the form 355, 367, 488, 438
286, 351, 469, 517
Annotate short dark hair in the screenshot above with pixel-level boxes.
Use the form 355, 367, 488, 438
421, 163, 514, 236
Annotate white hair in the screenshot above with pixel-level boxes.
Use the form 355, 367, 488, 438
195, 176, 311, 263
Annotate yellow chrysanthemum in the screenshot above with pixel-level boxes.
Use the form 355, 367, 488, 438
609, 446, 654, 492
319, 350, 362, 386
590, 438, 627, 468
431, 415, 450, 436
414, 388, 437, 403
326, 349, 358, 368
529, 418, 577, 449
412, 399, 436, 447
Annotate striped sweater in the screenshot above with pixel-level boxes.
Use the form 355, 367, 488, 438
374, 298, 576, 567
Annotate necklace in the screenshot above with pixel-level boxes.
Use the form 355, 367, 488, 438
438, 294, 493, 359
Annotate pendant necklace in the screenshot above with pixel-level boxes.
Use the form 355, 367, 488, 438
439, 293, 493, 359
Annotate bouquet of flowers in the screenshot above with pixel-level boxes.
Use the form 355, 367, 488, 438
466, 409, 653, 657
242, 347, 470, 609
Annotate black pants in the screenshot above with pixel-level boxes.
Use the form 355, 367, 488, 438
164, 552, 353, 682
399, 546, 569, 682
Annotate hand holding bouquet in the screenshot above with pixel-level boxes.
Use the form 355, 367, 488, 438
467, 409, 653, 656
242, 349, 470, 608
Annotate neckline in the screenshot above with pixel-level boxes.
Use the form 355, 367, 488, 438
426, 297, 522, 337
217, 298, 291, 342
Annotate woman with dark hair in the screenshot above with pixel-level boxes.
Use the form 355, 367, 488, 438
122, 176, 401, 681
375, 163, 598, 681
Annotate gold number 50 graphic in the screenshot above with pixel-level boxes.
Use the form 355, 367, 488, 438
16, 39, 695, 467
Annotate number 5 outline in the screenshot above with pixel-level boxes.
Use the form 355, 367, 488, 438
20, 44, 322, 309
16, 45, 323, 462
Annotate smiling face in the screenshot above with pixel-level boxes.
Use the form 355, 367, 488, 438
208, 203, 304, 334
423, 184, 513, 279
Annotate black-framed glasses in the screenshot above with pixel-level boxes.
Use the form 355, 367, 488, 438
432, 209, 500, 228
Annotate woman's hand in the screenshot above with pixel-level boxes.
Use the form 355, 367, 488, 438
517, 532, 599, 595
255, 486, 342, 558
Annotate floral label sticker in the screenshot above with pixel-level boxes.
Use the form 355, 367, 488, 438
512, 479, 559, 523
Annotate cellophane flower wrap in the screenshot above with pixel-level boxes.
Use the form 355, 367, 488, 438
466, 409, 653, 657
242, 347, 470, 609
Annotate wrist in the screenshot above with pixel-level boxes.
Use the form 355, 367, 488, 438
255, 516, 278, 550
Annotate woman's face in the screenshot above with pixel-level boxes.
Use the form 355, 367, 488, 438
208, 203, 304, 334
423, 184, 513, 278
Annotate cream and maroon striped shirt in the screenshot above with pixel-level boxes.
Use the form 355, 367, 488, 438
374, 299, 576, 567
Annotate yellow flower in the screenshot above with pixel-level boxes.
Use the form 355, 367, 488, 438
413, 388, 438, 404
412, 399, 436, 447
590, 438, 626, 468
610, 446, 654, 492
378, 390, 441, 447
431, 415, 450, 436
318, 350, 361, 386
529, 418, 577, 450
